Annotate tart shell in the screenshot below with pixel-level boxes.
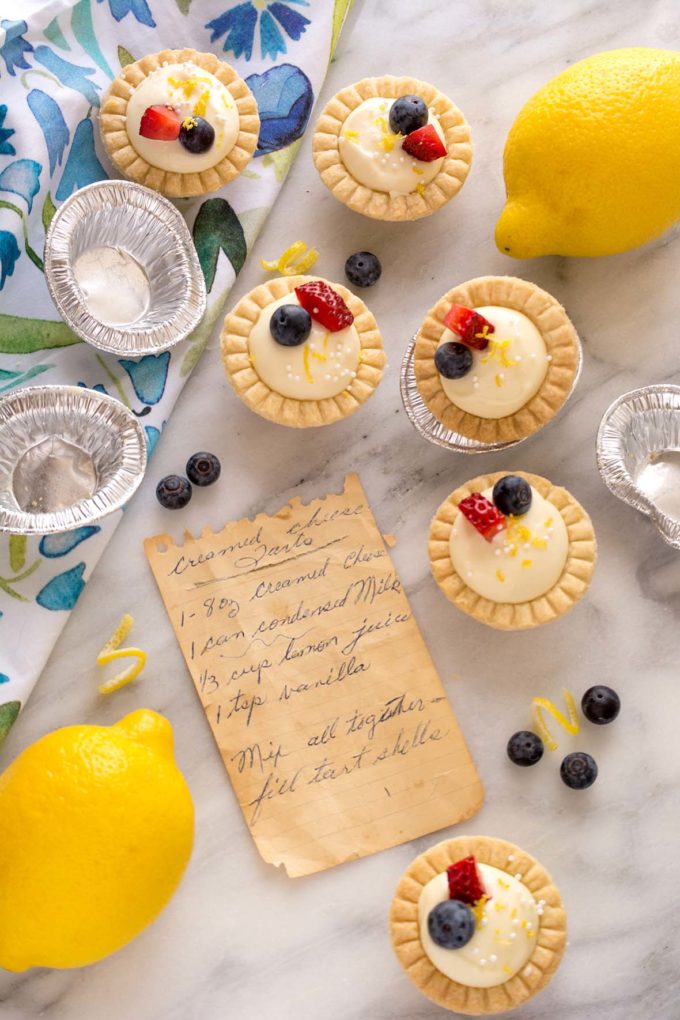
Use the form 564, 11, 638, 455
312, 75, 472, 221
414, 276, 580, 443
100, 48, 260, 198
429, 471, 596, 630
220, 276, 385, 428
390, 835, 567, 1015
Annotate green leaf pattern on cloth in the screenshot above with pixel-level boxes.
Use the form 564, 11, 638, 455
0, 0, 350, 741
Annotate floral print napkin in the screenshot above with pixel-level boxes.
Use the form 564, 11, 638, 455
0, 0, 353, 748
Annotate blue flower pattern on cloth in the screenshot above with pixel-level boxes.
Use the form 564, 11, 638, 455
0, 20, 34, 76
0, 0, 349, 746
207, 1, 310, 61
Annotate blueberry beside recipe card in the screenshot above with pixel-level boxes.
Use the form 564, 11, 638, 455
145, 474, 483, 876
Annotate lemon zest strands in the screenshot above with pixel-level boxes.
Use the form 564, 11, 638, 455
302, 344, 314, 384
97, 614, 146, 695
471, 896, 488, 928
415, 182, 426, 198
531, 688, 580, 751
259, 240, 319, 277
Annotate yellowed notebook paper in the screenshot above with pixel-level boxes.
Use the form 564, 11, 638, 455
145, 474, 483, 877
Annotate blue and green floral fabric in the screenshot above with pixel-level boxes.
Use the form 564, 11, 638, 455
0, 0, 353, 748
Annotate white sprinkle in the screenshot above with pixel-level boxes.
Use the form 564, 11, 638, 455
514, 873, 522, 880
472, 375, 479, 382
510, 932, 517, 941
309, 343, 316, 351
515, 355, 522, 361
489, 954, 498, 963
530, 352, 537, 359
287, 373, 293, 379
313, 307, 319, 314
472, 947, 480, 955
481, 917, 488, 927
526, 922, 533, 930
324, 374, 331, 380
504, 546, 511, 555
512, 918, 519, 927
467, 571, 473, 578
547, 354, 553, 362
494, 548, 501, 557
499, 372, 505, 379
286, 364, 292, 371
479, 958, 487, 967
523, 543, 530, 550
507, 855, 515, 862
350, 371, 357, 378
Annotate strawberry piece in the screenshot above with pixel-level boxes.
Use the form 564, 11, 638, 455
139, 105, 181, 141
402, 124, 447, 162
295, 281, 354, 332
447, 855, 488, 905
443, 305, 495, 351
458, 493, 506, 542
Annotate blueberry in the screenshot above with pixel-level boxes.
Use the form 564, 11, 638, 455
270, 304, 312, 347
581, 686, 620, 725
389, 94, 428, 136
427, 900, 475, 950
186, 452, 221, 487
179, 116, 215, 154
507, 730, 544, 767
156, 474, 192, 510
434, 342, 473, 380
345, 251, 382, 288
560, 751, 598, 790
493, 475, 532, 516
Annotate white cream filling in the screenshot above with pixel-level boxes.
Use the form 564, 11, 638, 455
338, 97, 445, 196
126, 62, 239, 173
450, 485, 568, 603
438, 306, 549, 419
248, 293, 360, 401
418, 864, 539, 989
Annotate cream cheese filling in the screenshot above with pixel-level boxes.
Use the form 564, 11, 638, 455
126, 62, 239, 173
248, 293, 360, 401
438, 306, 549, 419
450, 485, 568, 603
338, 97, 445, 196
418, 864, 539, 989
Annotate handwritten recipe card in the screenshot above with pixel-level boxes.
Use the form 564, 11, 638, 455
145, 475, 483, 877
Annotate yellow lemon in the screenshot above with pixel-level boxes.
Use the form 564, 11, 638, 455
0, 709, 194, 971
496, 48, 680, 258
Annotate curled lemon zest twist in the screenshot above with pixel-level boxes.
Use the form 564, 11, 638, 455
97, 614, 146, 695
259, 240, 319, 277
531, 689, 580, 751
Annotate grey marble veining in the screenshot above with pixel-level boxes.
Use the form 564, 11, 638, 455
2, 1, 680, 1018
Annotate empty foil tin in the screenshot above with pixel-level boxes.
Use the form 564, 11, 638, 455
597, 385, 680, 550
45, 180, 206, 355
400, 333, 583, 453
0, 385, 147, 534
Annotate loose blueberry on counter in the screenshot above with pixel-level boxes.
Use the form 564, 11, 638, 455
435, 341, 473, 379
507, 730, 544, 767
427, 900, 475, 949
269, 304, 312, 346
156, 474, 192, 509
389, 94, 429, 135
582, 685, 620, 724
179, 116, 215, 154
560, 751, 598, 790
493, 475, 532, 516
186, 452, 221, 487
344, 251, 382, 288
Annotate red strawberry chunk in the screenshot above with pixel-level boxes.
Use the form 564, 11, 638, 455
295, 281, 354, 332
447, 855, 488, 905
458, 493, 506, 542
402, 124, 447, 162
139, 105, 181, 141
443, 305, 495, 351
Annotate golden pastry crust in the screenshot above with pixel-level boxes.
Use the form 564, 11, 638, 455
99, 48, 260, 198
390, 835, 567, 1016
414, 276, 580, 443
221, 276, 385, 428
312, 75, 472, 221
429, 471, 596, 630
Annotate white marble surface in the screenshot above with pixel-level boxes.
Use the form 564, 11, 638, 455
2, 2, 680, 1017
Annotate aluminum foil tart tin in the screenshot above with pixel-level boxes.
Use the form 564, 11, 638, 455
400, 333, 583, 453
597, 384, 680, 550
44, 180, 206, 355
0, 385, 147, 535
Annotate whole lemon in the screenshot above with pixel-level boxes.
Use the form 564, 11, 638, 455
0, 709, 194, 971
496, 48, 680, 258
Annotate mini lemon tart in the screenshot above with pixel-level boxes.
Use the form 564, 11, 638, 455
429, 472, 596, 630
414, 276, 580, 444
100, 48, 259, 198
312, 75, 472, 221
390, 836, 567, 1015
221, 276, 385, 428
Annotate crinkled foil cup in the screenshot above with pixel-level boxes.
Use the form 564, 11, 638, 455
597, 384, 680, 550
0, 385, 147, 535
400, 333, 583, 453
45, 180, 206, 355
